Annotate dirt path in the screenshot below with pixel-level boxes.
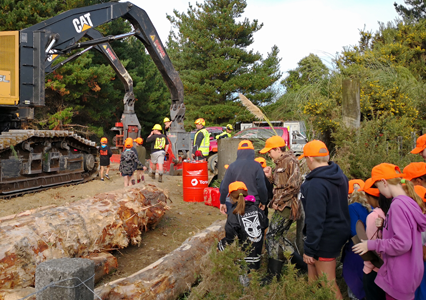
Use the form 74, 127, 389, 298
0, 163, 226, 285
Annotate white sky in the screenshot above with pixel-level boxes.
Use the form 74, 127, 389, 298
129, 0, 402, 78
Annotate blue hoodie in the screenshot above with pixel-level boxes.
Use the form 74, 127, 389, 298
301, 161, 351, 258
219, 149, 268, 205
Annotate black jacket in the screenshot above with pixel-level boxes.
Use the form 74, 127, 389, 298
301, 161, 350, 258
217, 201, 268, 269
146, 134, 169, 153
219, 149, 268, 205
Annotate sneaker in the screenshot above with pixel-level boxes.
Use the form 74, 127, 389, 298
105, 174, 110, 180
131, 179, 136, 185
100, 178, 104, 181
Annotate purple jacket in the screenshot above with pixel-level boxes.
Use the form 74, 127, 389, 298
368, 195, 426, 300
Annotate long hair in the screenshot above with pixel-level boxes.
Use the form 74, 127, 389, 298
230, 189, 247, 216
349, 191, 372, 213
387, 178, 426, 213
378, 194, 393, 216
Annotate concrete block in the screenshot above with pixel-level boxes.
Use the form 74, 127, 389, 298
217, 138, 241, 181
35, 258, 95, 300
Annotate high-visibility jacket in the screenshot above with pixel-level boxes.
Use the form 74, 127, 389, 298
194, 128, 210, 156
216, 131, 231, 140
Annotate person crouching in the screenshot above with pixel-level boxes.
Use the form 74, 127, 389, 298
217, 181, 268, 286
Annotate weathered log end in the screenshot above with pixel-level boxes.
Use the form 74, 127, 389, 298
95, 219, 226, 300
83, 253, 118, 284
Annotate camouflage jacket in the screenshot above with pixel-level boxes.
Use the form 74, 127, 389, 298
119, 149, 138, 175
268, 151, 302, 220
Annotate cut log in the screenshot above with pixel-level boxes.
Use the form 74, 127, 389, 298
0, 185, 169, 290
0, 287, 35, 300
0, 205, 57, 223
95, 219, 226, 300
82, 253, 118, 284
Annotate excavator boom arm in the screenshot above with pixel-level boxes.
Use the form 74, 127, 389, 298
20, 1, 185, 132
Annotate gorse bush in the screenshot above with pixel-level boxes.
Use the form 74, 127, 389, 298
186, 242, 337, 300
332, 113, 423, 179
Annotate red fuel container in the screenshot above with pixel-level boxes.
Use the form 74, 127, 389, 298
183, 161, 208, 202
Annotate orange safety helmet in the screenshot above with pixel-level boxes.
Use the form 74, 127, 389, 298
135, 137, 143, 145
124, 138, 133, 149
194, 118, 205, 126
100, 137, 107, 144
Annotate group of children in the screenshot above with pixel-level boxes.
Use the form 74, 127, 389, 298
217, 134, 426, 300
98, 136, 147, 186
348, 160, 426, 300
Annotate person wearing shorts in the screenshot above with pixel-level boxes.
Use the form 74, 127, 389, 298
99, 137, 112, 181
299, 140, 350, 299
146, 124, 169, 183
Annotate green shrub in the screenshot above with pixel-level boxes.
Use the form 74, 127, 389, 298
332, 113, 423, 179
185, 242, 337, 300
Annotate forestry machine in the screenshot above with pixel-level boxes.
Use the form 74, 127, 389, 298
0, 2, 190, 196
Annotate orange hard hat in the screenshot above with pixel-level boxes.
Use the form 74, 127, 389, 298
136, 137, 143, 145
371, 163, 404, 184
348, 179, 365, 194
124, 138, 133, 148
101, 137, 107, 144
238, 140, 254, 150
411, 134, 426, 154
255, 157, 267, 168
403, 162, 426, 181
359, 178, 380, 197
259, 136, 286, 154
298, 140, 329, 160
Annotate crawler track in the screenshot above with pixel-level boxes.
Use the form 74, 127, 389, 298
0, 130, 99, 197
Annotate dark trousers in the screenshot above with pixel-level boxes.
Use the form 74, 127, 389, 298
363, 271, 386, 300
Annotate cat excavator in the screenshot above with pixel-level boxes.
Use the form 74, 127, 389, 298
0, 2, 191, 196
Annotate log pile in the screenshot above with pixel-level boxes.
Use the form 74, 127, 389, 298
0, 185, 169, 290
95, 219, 226, 300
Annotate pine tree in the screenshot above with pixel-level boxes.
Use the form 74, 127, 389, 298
167, 0, 282, 126
394, 0, 426, 21
281, 54, 329, 92
0, 0, 170, 138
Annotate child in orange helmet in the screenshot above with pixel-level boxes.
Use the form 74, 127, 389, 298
119, 138, 138, 187
353, 163, 426, 300
217, 181, 268, 286
99, 137, 112, 181
134, 137, 147, 183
